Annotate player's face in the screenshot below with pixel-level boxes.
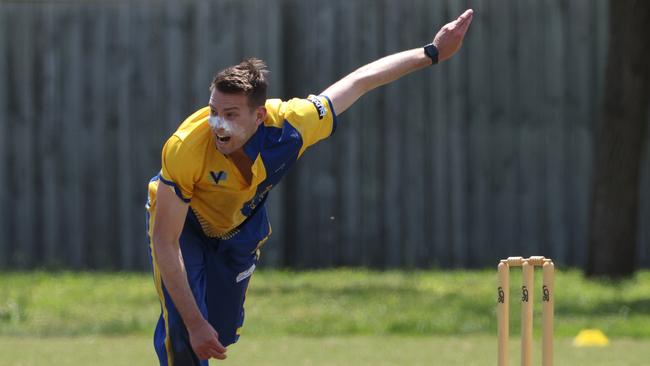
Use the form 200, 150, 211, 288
208, 89, 265, 155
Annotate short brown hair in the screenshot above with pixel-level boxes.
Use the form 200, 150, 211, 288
210, 58, 269, 109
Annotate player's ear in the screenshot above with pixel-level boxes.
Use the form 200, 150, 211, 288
255, 106, 267, 126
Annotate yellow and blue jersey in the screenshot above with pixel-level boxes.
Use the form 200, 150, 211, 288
146, 94, 337, 241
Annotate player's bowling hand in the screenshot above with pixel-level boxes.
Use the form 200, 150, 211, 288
188, 318, 228, 360
432, 9, 474, 62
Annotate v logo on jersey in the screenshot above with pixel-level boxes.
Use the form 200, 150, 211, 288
210, 171, 227, 184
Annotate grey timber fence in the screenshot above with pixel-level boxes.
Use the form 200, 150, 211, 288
1, 0, 649, 270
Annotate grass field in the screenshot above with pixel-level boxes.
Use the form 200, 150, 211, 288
1, 269, 649, 365
1, 335, 648, 365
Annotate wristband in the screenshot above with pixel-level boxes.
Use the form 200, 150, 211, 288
423, 43, 439, 65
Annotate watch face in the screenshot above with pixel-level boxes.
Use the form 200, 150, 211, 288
425, 44, 438, 64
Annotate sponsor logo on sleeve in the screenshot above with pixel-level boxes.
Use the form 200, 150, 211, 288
308, 95, 327, 120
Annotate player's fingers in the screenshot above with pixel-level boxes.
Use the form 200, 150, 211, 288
446, 9, 472, 33
457, 9, 474, 24
218, 342, 227, 354
209, 343, 227, 356
195, 350, 208, 361
210, 333, 228, 354
205, 350, 227, 360
204, 337, 227, 358
213, 331, 228, 353
212, 352, 228, 360
204, 346, 228, 360
458, 11, 474, 34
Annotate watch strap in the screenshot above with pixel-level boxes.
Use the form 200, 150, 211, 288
424, 43, 439, 65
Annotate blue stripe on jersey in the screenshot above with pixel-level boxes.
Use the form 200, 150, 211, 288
158, 174, 192, 203
320, 94, 338, 135
243, 128, 260, 162
239, 120, 303, 217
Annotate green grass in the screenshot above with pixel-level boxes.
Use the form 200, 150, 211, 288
0, 335, 648, 365
1, 269, 650, 365
1, 269, 650, 338
0, 272, 153, 336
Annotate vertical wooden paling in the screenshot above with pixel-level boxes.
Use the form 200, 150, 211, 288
13, 3, 36, 267
429, 0, 450, 267
380, 0, 403, 268
90, 3, 111, 267
565, 0, 593, 265
543, 0, 568, 262
466, 0, 491, 262
447, 0, 468, 267
359, 0, 383, 267
401, 0, 426, 267
490, 0, 518, 259
336, 0, 360, 266
117, 2, 134, 268
63, 3, 85, 267
0, 2, 8, 267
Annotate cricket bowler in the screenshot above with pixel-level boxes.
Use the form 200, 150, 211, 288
146, 9, 473, 365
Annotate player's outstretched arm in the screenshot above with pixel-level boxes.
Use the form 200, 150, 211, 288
152, 186, 228, 361
321, 9, 473, 115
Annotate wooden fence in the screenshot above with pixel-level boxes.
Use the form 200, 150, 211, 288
1, 0, 648, 270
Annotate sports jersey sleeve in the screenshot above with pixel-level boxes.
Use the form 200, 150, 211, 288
159, 136, 198, 203
283, 95, 338, 156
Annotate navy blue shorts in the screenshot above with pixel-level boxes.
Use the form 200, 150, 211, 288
147, 207, 270, 366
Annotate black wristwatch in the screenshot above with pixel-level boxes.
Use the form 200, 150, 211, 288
423, 43, 439, 65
